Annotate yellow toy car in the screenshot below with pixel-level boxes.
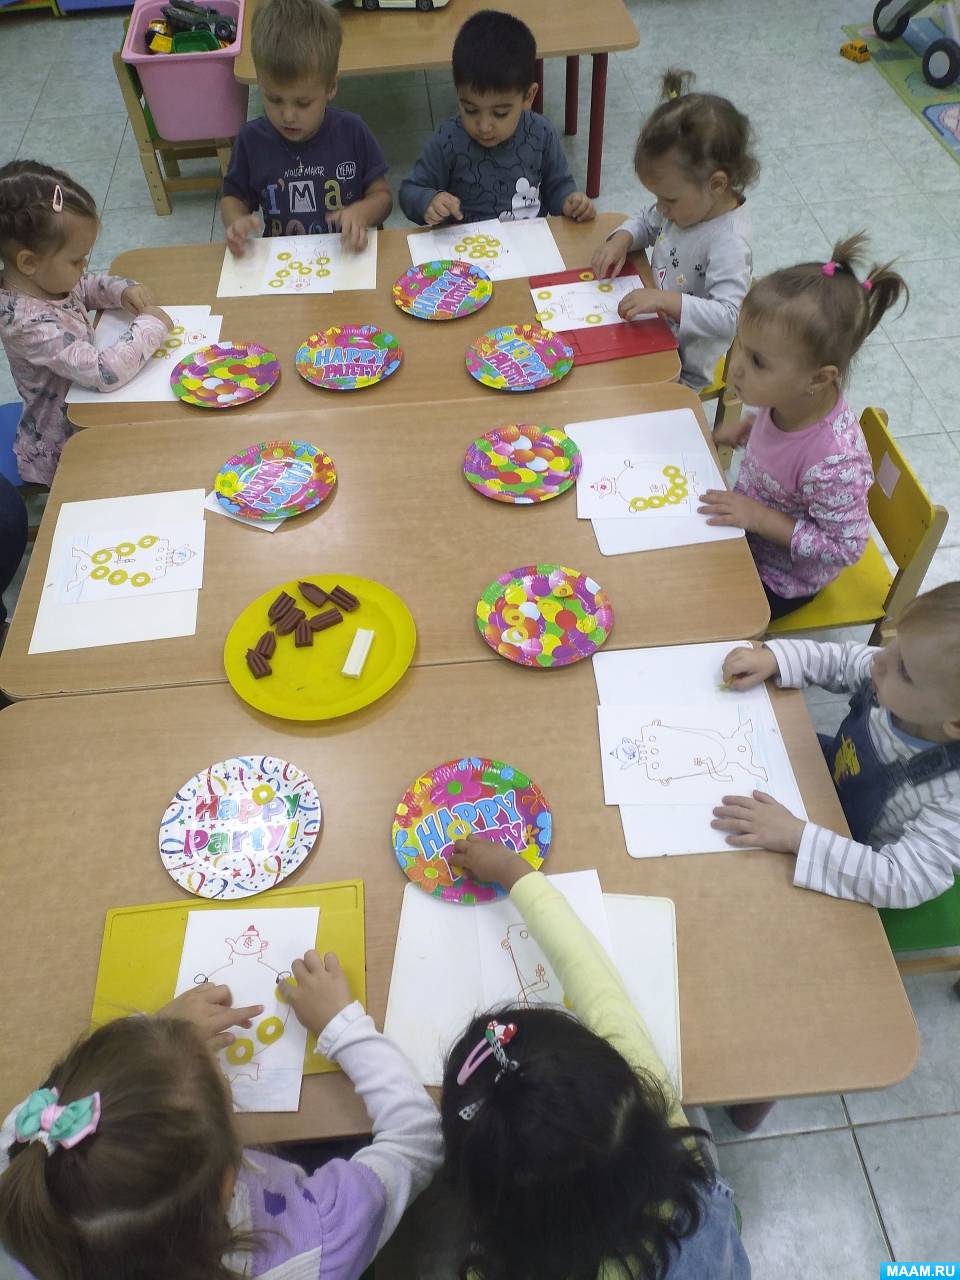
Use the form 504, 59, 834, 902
353, 0, 450, 8
841, 38, 871, 62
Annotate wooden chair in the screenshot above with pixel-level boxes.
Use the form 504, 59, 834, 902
766, 407, 948, 645
113, 51, 235, 217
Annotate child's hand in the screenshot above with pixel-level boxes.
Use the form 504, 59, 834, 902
591, 231, 631, 279
696, 488, 766, 531
225, 212, 262, 257
327, 205, 368, 252
712, 413, 755, 450
142, 305, 174, 332
157, 983, 263, 1050
282, 950, 353, 1038
424, 191, 462, 226
452, 834, 535, 892
722, 644, 778, 690
120, 284, 155, 315
562, 191, 596, 222
711, 791, 805, 854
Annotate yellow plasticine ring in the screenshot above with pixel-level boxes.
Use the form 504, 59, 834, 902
138, 535, 158, 548
290, 260, 304, 270
598, 282, 613, 292
663, 465, 682, 479
226, 1037, 254, 1064
277, 251, 292, 261
579, 271, 593, 281
170, 326, 185, 336
586, 314, 602, 324
90, 566, 109, 580
536, 311, 553, 323
92, 549, 112, 565
629, 496, 650, 512
257, 1016, 284, 1045
665, 490, 684, 505
130, 572, 151, 587
252, 783, 275, 806
275, 269, 290, 279
115, 542, 136, 557
647, 495, 666, 508
268, 278, 284, 288
165, 337, 182, 350
108, 569, 128, 585
446, 817, 471, 841
537, 290, 553, 299
316, 268, 331, 278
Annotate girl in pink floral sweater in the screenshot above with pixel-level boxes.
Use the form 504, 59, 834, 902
698, 234, 908, 620
0, 160, 173, 485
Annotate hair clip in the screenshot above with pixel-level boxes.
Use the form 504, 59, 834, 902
457, 1021, 518, 1087
862, 279, 873, 292
458, 1100, 484, 1122
52, 184, 63, 214
820, 261, 838, 277
11, 1088, 101, 1155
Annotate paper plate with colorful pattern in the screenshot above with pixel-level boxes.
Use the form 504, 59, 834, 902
170, 342, 280, 408
393, 259, 493, 321
214, 440, 336, 521
295, 324, 403, 391
463, 424, 581, 504
476, 563, 614, 667
392, 756, 551, 904
465, 322, 574, 392
159, 755, 321, 899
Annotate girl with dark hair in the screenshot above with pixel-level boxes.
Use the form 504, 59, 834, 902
435, 837, 750, 1280
0, 159, 173, 486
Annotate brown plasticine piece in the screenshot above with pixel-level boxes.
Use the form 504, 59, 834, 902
298, 581, 330, 607
329, 584, 360, 611
255, 631, 277, 659
268, 591, 296, 621
246, 649, 271, 678
308, 607, 343, 631
294, 620, 313, 647
275, 607, 306, 635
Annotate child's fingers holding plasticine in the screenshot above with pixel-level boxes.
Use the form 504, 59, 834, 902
452, 835, 534, 891
225, 212, 262, 257
157, 983, 264, 1048
283, 949, 354, 1037
425, 191, 463, 226
591, 230, 630, 280
721, 644, 777, 690
563, 191, 596, 223
120, 283, 155, 315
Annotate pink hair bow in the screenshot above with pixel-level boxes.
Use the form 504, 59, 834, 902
820, 261, 838, 277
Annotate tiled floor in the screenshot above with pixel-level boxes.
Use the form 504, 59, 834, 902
2, 0, 959, 1272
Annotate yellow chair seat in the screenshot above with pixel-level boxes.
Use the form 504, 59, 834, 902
699, 356, 726, 401
766, 538, 893, 634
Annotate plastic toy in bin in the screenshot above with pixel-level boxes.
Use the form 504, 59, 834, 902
146, 19, 174, 52
161, 0, 237, 42
353, 0, 450, 9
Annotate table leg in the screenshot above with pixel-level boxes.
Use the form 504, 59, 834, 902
727, 1101, 777, 1133
586, 52, 608, 199
534, 58, 544, 115
565, 55, 579, 135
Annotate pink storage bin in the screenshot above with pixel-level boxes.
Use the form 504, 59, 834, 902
123, 0, 249, 142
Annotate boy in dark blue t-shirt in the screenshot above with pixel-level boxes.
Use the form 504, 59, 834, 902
399, 10, 594, 227
221, 0, 391, 254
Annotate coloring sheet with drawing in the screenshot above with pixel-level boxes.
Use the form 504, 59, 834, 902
566, 410, 743, 554
530, 274, 641, 331
408, 218, 565, 282
66, 307, 223, 405
593, 642, 806, 855
216, 231, 378, 296
575, 452, 709, 520
174, 907, 319, 1112
56, 521, 205, 604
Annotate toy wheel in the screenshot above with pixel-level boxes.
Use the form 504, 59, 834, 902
923, 38, 960, 88
872, 0, 909, 40
416, 0, 433, 8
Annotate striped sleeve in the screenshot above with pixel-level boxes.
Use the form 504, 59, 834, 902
766, 638, 876, 695
794, 802, 960, 908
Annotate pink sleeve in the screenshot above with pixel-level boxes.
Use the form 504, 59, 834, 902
790, 451, 872, 569
79, 273, 136, 311
14, 312, 168, 393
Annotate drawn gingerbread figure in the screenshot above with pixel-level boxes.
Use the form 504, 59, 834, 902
610, 711, 769, 787
500, 922, 550, 1006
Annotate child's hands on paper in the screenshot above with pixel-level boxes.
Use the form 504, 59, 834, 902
283, 950, 353, 1037
562, 191, 596, 222
425, 191, 463, 226
327, 205, 369, 252
452, 835, 535, 892
157, 983, 264, 1050
590, 230, 631, 279
711, 790, 805, 854
722, 644, 778, 691
696, 488, 766, 531
141, 305, 174, 332
120, 284, 155, 315
225, 212, 262, 257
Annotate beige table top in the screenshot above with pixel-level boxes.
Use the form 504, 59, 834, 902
1, 384, 769, 700
69, 216, 677, 430
0, 664, 916, 1144
236, 0, 639, 84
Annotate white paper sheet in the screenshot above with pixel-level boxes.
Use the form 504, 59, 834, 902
576, 452, 715, 520
531, 274, 642, 330
203, 490, 285, 533
66, 308, 223, 405
408, 218, 565, 282
56, 520, 205, 603
565, 410, 743, 554
29, 490, 204, 654
216, 231, 379, 296
175, 907, 319, 1112
592, 642, 807, 856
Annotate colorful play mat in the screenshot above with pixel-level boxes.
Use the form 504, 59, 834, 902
466, 323, 575, 392
476, 563, 614, 667
295, 325, 403, 391
393, 259, 493, 320
159, 755, 321, 899
463, 425, 581, 504
215, 440, 336, 521
392, 756, 552, 904
170, 342, 280, 408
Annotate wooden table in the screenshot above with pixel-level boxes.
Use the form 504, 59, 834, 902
234, 0, 640, 196
69, 217, 675, 431
2, 385, 769, 700
0, 664, 917, 1144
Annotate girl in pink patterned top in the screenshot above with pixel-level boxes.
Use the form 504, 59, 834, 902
698, 234, 908, 620
0, 161, 173, 486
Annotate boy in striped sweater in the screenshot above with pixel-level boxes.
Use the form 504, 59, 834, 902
712, 582, 960, 910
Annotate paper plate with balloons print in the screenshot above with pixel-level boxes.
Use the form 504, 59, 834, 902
215, 440, 336, 521
295, 324, 403, 391
393, 259, 493, 321
476, 563, 614, 668
392, 756, 551, 904
466, 323, 574, 392
463, 424, 581, 504
170, 342, 280, 408
159, 755, 321, 899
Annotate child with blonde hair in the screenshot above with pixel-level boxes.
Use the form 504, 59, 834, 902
0, 160, 172, 486
591, 69, 754, 390
0, 951, 441, 1280
698, 233, 908, 620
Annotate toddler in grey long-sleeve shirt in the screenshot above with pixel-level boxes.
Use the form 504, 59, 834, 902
592, 70, 756, 390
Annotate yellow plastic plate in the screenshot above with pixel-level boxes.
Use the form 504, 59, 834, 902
224, 574, 416, 720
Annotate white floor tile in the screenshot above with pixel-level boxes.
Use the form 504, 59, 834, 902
706, 1094, 849, 1144
845, 343, 944, 439
881, 258, 960, 342
90, 196, 218, 274
807, 192, 960, 265
18, 112, 127, 167
895, 339, 960, 433
856, 1115, 960, 1259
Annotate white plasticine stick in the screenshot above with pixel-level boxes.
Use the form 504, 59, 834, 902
342, 628, 375, 678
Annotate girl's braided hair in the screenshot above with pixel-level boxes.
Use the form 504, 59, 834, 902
0, 160, 98, 257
